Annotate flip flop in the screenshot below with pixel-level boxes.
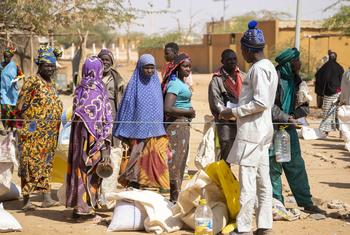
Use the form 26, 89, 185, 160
41, 200, 60, 208
22, 203, 36, 212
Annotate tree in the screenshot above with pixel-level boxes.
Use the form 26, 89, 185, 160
138, 32, 182, 49
324, 1, 350, 33
0, 0, 137, 78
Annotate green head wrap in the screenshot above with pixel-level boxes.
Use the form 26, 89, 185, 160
275, 48, 300, 114
275, 48, 300, 80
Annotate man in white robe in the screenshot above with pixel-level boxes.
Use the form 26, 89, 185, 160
219, 21, 278, 235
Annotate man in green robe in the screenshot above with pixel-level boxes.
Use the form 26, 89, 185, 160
270, 48, 325, 214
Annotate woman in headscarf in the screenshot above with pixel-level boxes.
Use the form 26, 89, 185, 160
163, 53, 195, 202
66, 57, 113, 218
0, 46, 25, 131
16, 45, 62, 211
316, 52, 344, 135
114, 54, 170, 193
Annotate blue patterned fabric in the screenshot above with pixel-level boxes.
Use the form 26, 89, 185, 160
114, 54, 166, 139
0, 60, 19, 105
241, 20, 265, 52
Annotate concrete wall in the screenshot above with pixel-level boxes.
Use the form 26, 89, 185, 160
277, 25, 350, 74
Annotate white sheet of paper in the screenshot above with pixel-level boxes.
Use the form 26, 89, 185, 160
226, 101, 239, 109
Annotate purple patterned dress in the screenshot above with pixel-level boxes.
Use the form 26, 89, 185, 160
66, 57, 113, 215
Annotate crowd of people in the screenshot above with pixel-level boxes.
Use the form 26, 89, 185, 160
1, 20, 350, 235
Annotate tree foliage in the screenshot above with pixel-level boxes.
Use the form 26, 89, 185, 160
324, 0, 350, 33
138, 32, 182, 49
0, 0, 135, 34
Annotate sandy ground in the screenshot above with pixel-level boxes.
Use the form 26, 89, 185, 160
2, 66, 350, 235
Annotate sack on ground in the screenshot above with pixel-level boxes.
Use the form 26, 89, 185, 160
0, 183, 21, 202
0, 133, 17, 196
57, 180, 66, 205
174, 170, 229, 234
195, 125, 216, 170
0, 203, 22, 232
107, 200, 147, 231
272, 198, 299, 221
100, 147, 123, 209
107, 189, 182, 234
338, 105, 350, 152
205, 160, 240, 220
301, 126, 326, 140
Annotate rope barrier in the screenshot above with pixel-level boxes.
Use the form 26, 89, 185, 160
0, 118, 348, 125
0, 118, 350, 125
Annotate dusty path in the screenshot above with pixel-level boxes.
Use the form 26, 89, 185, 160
2, 70, 350, 234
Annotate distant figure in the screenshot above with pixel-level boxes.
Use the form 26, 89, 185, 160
162, 42, 179, 79
162, 42, 193, 91
316, 51, 344, 135
0, 46, 24, 130
208, 49, 245, 161
315, 50, 331, 108
219, 21, 278, 235
98, 48, 124, 146
17, 46, 63, 211
271, 47, 325, 215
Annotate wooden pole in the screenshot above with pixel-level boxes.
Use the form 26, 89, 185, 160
295, 0, 302, 50
30, 31, 34, 75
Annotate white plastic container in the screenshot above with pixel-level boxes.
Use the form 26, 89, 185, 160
195, 197, 213, 235
274, 127, 291, 162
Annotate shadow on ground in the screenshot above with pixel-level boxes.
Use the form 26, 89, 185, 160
320, 182, 350, 189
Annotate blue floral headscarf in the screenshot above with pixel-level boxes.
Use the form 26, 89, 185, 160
35, 45, 62, 65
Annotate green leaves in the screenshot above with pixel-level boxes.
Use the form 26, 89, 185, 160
324, 4, 350, 33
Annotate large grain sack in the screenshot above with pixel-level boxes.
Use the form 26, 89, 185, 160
107, 200, 147, 232
0, 183, 21, 202
100, 147, 123, 209
0, 203, 22, 232
0, 133, 16, 196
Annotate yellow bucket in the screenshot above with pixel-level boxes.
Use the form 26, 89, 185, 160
52, 145, 68, 183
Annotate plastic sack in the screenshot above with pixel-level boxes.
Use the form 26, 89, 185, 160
296, 81, 312, 106
51, 146, 68, 183
174, 170, 229, 234
272, 198, 299, 221
301, 126, 326, 140
195, 125, 216, 170
107, 200, 147, 232
58, 106, 73, 146
100, 147, 123, 209
0, 183, 21, 202
0, 203, 22, 232
0, 133, 17, 196
58, 123, 71, 146
107, 189, 182, 234
205, 160, 240, 221
57, 179, 66, 205
338, 105, 350, 152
